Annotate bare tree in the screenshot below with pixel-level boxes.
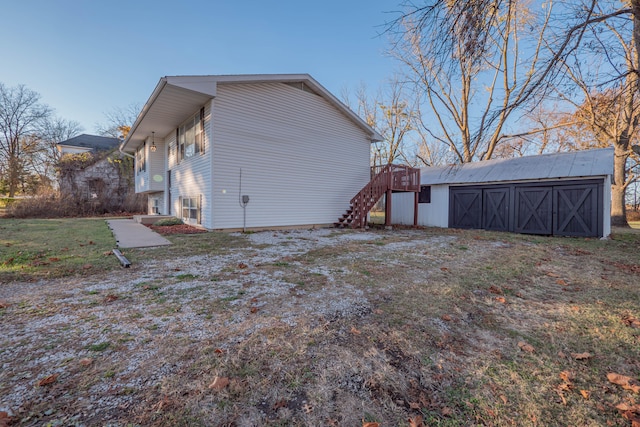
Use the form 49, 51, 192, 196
95, 104, 140, 139
27, 117, 83, 189
384, 0, 638, 163
345, 79, 416, 166
0, 83, 52, 197
554, 10, 640, 226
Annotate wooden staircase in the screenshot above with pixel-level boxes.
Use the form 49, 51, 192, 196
335, 164, 420, 229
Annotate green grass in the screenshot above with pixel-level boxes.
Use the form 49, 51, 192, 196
0, 218, 121, 282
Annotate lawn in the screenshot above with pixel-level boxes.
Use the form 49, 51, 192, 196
0, 219, 639, 426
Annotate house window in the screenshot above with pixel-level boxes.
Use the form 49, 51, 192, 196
419, 185, 431, 203
177, 107, 205, 162
151, 198, 160, 214
181, 195, 201, 224
136, 142, 146, 172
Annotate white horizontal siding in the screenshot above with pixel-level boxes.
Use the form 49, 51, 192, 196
391, 185, 449, 227
165, 102, 213, 228
146, 136, 165, 193
212, 82, 370, 229
135, 142, 149, 193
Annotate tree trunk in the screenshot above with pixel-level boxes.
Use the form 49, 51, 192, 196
7, 155, 20, 198
611, 145, 629, 227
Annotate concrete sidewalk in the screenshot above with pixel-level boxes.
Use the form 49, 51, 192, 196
106, 219, 171, 248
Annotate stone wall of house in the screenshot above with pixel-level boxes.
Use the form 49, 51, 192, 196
58, 152, 145, 212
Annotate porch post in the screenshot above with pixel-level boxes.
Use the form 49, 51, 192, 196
414, 191, 419, 227
385, 189, 392, 227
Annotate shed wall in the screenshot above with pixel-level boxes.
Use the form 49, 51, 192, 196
390, 185, 449, 227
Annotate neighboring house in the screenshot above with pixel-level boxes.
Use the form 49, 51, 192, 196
120, 74, 383, 230
57, 134, 136, 210
390, 148, 614, 238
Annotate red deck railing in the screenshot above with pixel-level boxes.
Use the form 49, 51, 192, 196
337, 164, 420, 229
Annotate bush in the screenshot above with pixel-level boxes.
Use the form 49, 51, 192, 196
0, 197, 16, 208
153, 217, 183, 226
5, 191, 147, 219
627, 209, 640, 222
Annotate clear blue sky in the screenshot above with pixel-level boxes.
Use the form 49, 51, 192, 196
1, 0, 401, 133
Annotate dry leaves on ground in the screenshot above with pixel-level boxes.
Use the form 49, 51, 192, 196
208, 376, 230, 391
518, 341, 535, 353
571, 352, 593, 360
608, 373, 640, 393
36, 374, 58, 387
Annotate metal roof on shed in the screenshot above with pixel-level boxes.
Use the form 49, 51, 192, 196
420, 148, 614, 185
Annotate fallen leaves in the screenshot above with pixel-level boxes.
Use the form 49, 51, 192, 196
208, 376, 230, 391
622, 314, 640, 328
495, 296, 507, 304
408, 415, 424, 427
616, 403, 640, 426
556, 371, 574, 405
488, 285, 503, 295
607, 373, 640, 393
0, 411, 13, 427
237, 262, 248, 269
104, 294, 119, 303
517, 341, 535, 353
362, 422, 379, 427
0, 300, 9, 309
79, 358, 93, 367
37, 374, 58, 386
571, 352, 593, 360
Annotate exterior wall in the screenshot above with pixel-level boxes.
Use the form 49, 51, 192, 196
147, 191, 165, 215
211, 82, 371, 229
58, 153, 135, 211
603, 175, 612, 237
390, 185, 449, 227
58, 145, 92, 155
135, 137, 165, 194
165, 102, 213, 227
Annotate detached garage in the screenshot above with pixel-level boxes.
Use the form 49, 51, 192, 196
390, 148, 614, 237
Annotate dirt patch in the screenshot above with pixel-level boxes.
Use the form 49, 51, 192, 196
1, 227, 639, 426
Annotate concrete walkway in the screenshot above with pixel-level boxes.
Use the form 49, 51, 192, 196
106, 219, 171, 248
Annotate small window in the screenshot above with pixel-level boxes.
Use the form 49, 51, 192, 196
181, 195, 201, 224
136, 142, 146, 172
419, 186, 431, 204
151, 198, 160, 214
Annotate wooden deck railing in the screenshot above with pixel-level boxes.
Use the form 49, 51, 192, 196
336, 164, 420, 229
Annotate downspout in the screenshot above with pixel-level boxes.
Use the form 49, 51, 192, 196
118, 143, 135, 159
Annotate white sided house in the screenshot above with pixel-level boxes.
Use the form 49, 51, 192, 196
390, 148, 614, 238
120, 74, 383, 230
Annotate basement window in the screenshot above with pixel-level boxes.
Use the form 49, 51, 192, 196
419, 186, 431, 204
180, 195, 201, 224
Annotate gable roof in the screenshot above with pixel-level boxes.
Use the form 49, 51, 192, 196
421, 148, 614, 185
121, 74, 383, 152
58, 134, 120, 151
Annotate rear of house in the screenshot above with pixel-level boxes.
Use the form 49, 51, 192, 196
391, 149, 614, 238
121, 74, 381, 230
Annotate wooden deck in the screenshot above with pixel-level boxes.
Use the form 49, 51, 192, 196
336, 164, 420, 229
